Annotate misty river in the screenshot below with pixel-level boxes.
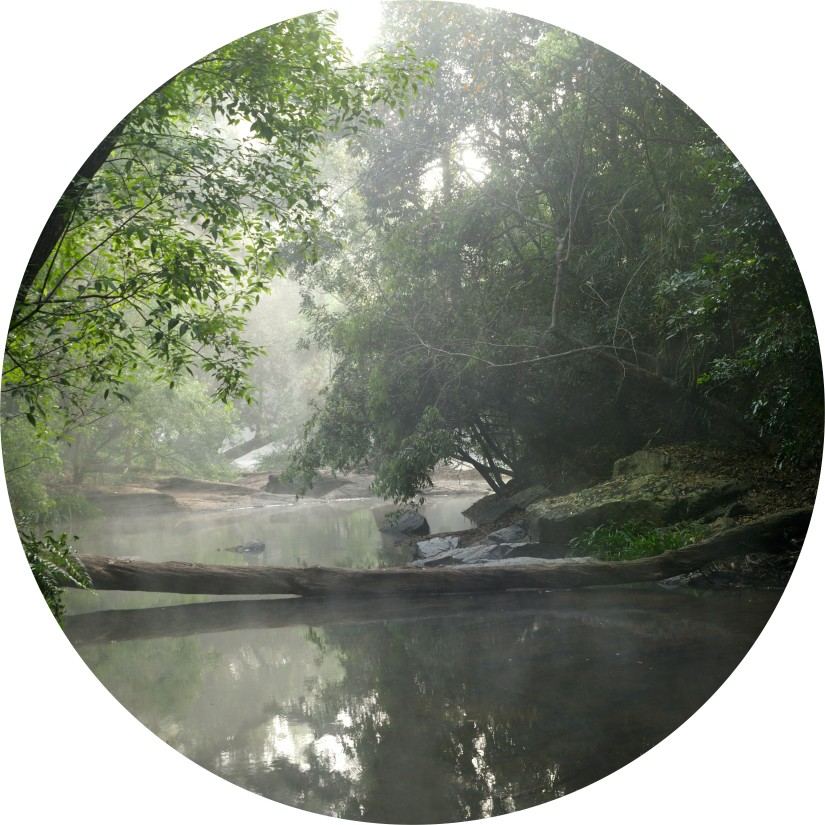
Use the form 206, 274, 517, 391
61, 494, 780, 822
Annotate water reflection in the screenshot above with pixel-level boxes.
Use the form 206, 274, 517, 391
66, 586, 779, 822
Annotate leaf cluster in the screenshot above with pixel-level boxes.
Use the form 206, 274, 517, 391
20, 526, 93, 623
4, 11, 434, 433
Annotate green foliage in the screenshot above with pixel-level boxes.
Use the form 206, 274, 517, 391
288, 4, 821, 500
282, 359, 375, 494
657, 162, 822, 465
20, 526, 93, 623
569, 521, 709, 561
4, 10, 433, 432
59, 370, 240, 484
369, 406, 456, 504
1, 417, 61, 520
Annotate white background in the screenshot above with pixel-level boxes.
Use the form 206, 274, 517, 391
1, 2, 821, 823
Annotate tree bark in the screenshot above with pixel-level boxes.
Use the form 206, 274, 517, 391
73, 508, 809, 597
221, 434, 274, 461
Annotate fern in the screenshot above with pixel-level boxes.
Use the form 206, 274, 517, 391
20, 525, 94, 623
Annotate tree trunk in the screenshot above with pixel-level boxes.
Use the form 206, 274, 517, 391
221, 434, 273, 461
12, 119, 129, 329
73, 508, 809, 597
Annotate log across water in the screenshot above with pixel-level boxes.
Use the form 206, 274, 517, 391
73, 508, 811, 598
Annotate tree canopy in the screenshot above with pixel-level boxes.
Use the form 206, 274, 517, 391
285, 2, 821, 503
3, 2, 819, 514
3, 10, 433, 434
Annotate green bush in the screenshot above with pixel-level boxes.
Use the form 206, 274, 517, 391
569, 521, 708, 561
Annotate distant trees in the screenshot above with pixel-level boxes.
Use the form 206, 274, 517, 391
225, 282, 332, 463
287, 2, 821, 503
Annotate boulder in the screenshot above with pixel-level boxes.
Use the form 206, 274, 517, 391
410, 543, 506, 567
263, 473, 350, 497
410, 540, 569, 568
155, 476, 252, 495
525, 474, 750, 545
83, 490, 184, 518
462, 484, 553, 526
613, 449, 682, 479
380, 511, 430, 536
414, 536, 461, 560
486, 524, 527, 544
240, 539, 266, 553
218, 539, 266, 554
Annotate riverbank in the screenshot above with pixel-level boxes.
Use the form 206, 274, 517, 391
63, 461, 490, 519
403, 444, 819, 590
60, 442, 818, 591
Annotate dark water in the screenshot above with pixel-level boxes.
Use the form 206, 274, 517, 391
61, 496, 780, 823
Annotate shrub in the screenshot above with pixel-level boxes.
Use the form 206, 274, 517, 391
569, 520, 708, 561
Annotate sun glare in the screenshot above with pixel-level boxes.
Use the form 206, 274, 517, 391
333, 1, 385, 60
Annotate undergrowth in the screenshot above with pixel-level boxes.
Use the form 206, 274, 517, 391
20, 525, 94, 623
569, 520, 709, 561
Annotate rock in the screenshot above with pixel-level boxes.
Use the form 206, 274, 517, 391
613, 449, 682, 479
462, 484, 553, 526
240, 539, 265, 553
380, 511, 430, 536
414, 536, 461, 560
155, 477, 253, 495
525, 475, 750, 545
218, 539, 266, 553
486, 524, 527, 543
263, 473, 350, 497
410, 540, 569, 568
410, 543, 507, 567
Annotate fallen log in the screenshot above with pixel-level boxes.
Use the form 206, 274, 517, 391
72, 508, 811, 597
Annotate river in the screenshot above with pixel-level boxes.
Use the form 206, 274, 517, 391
60, 493, 781, 823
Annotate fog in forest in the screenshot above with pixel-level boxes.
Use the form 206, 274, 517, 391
2, 3, 821, 824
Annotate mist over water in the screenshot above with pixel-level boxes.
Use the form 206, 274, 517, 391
61, 497, 779, 821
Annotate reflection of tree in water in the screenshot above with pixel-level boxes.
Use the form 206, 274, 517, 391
226, 595, 767, 823
77, 638, 219, 748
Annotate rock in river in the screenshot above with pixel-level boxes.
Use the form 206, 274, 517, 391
414, 536, 462, 560
380, 511, 430, 536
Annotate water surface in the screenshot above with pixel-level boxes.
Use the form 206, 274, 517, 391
62, 495, 780, 822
